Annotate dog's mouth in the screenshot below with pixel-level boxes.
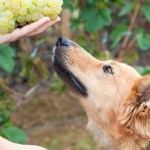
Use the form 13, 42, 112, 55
53, 57, 88, 97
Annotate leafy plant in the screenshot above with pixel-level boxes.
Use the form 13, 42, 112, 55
20, 55, 48, 86
0, 44, 15, 73
136, 32, 150, 51
49, 73, 66, 94
141, 4, 150, 22
0, 127, 27, 144
0, 86, 27, 144
135, 66, 150, 75
110, 24, 128, 49
79, 5, 112, 32
63, 0, 150, 54
118, 2, 134, 17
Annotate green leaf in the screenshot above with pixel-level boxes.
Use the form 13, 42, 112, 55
0, 44, 15, 57
141, 4, 150, 22
62, 0, 74, 12
71, 19, 81, 30
135, 66, 145, 75
80, 4, 96, 20
85, 12, 104, 32
118, 2, 134, 17
80, 6, 112, 32
0, 111, 10, 125
0, 127, 27, 144
135, 66, 150, 75
136, 33, 150, 51
35, 39, 45, 46
98, 8, 112, 26
49, 73, 66, 94
110, 24, 128, 48
0, 44, 15, 73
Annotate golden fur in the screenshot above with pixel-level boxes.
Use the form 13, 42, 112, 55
54, 38, 150, 150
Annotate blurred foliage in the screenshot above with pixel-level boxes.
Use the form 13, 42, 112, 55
63, 0, 150, 52
49, 73, 66, 94
48, 135, 96, 150
0, 0, 150, 147
0, 86, 27, 144
0, 44, 15, 73
135, 66, 150, 75
20, 54, 48, 86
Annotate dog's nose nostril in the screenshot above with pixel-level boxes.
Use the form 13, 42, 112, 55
56, 36, 70, 46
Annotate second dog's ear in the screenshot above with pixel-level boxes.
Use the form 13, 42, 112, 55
118, 75, 150, 126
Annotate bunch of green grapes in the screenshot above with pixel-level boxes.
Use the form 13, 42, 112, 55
0, 0, 63, 34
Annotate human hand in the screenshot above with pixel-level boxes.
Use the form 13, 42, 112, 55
14, 144, 47, 150
0, 17, 61, 45
0, 136, 47, 150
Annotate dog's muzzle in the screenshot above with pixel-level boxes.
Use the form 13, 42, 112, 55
53, 36, 88, 97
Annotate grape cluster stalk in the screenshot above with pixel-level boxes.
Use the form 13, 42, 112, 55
0, 0, 63, 34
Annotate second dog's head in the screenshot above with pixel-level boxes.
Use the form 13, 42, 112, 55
53, 36, 150, 138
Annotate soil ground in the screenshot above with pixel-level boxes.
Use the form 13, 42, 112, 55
12, 89, 98, 150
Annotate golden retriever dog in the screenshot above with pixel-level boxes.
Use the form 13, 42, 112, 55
53, 36, 150, 150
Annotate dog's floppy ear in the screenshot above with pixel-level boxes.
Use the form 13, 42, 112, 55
118, 75, 150, 128
133, 75, 150, 108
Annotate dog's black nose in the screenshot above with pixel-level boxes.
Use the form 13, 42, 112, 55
56, 36, 70, 46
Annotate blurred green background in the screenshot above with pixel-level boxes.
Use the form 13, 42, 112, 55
0, 0, 150, 150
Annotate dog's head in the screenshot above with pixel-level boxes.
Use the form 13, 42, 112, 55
53, 37, 150, 138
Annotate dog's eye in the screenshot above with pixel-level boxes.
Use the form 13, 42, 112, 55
103, 65, 114, 74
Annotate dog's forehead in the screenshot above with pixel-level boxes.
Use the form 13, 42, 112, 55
102, 60, 116, 66
103, 60, 140, 77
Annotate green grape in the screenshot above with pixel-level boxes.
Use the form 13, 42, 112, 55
25, 14, 32, 22
39, 13, 44, 19
11, 1, 20, 10
47, 0, 58, 8
49, 8, 58, 15
35, 0, 45, 7
55, 0, 63, 6
9, 20, 15, 28
42, 7, 51, 15
19, 7, 27, 16
0, 17, 9, 26
0, 6, 5, 13
17, 16, 25, 23
32, 0, 37, 5
8, 20, 15, 33
21, 0, 32, 9
11, 9, 18, 17
4, 2, 11, 9
32, 13, 39, 21
28, 4, 37, 14
3, 11, 13, 20
55, 6, 62, 14
0, 0, 4, 6
8, 28, 14, 33
0, 26, 9, 34
49, 14, 58, 21
60, 0, 63, 6
19, 21, 26, 27
0, 0, 63, 34
37, 7, 42, 14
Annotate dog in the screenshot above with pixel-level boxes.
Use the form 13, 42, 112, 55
53, 36, 150, 150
